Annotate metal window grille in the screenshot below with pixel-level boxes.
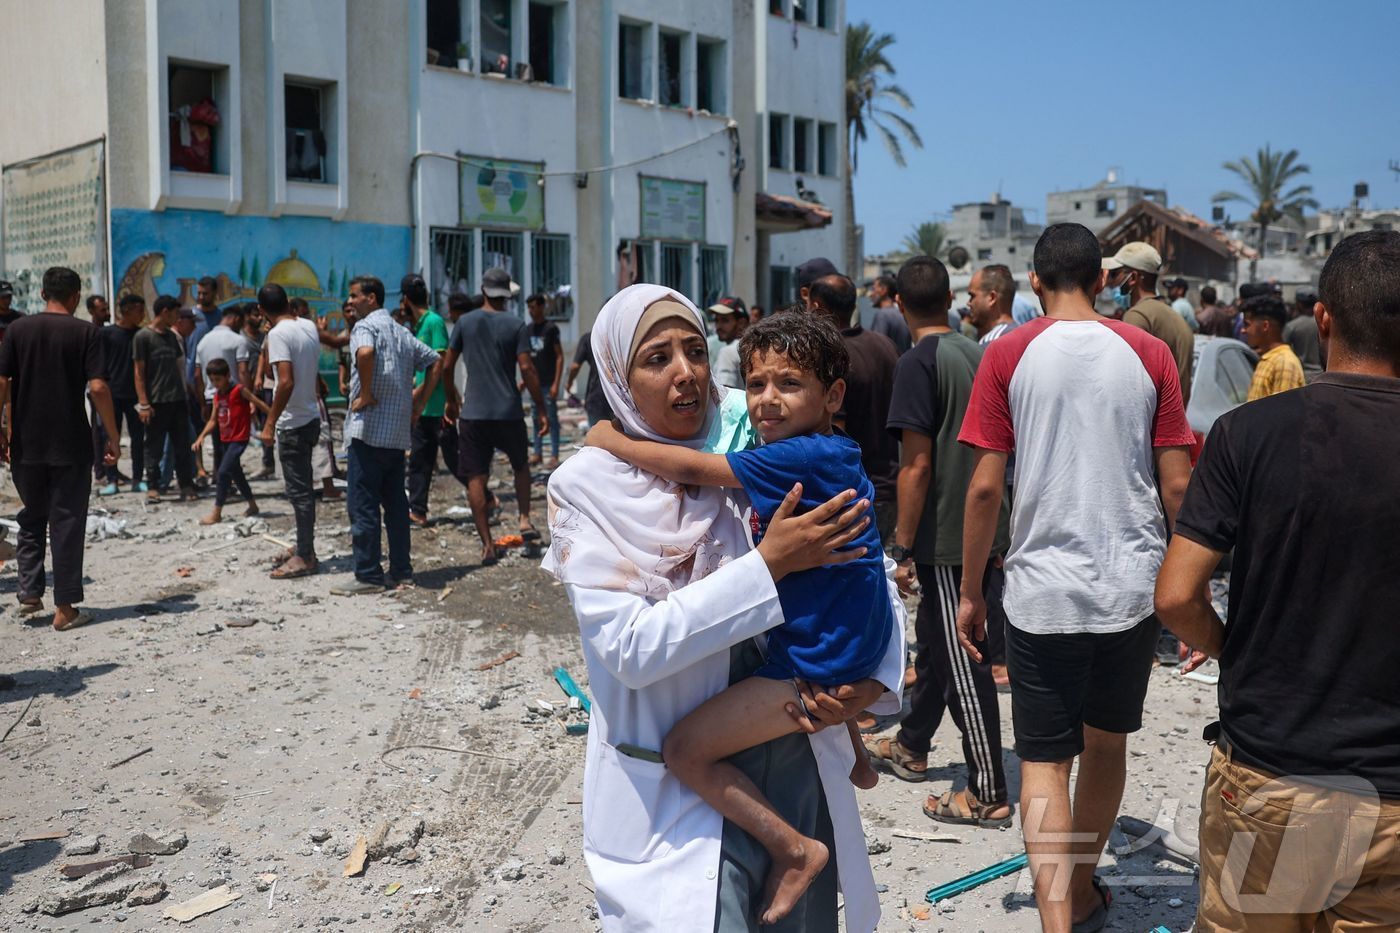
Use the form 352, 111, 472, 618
532, 233, 572, 321
700, 246, 727, 307
482, 230, 524, 314
660, 242, 692, 300
431, 227, 474, 311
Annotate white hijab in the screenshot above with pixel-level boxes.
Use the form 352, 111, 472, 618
542, 284, 752, 600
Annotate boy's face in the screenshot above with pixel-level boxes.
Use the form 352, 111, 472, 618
744, 349, 844, 444
1242, 312, 1277, 350
209, 371, 231, 393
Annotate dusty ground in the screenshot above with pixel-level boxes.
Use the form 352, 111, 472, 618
0, 408, 1221, 932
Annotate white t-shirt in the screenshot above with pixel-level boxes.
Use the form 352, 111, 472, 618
194, 324, 252, 400
959, 318, 1194, 635
266, 316, 322, 430
713, 340, 744, 389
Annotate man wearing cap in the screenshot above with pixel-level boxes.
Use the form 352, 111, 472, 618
1285, 287, 1325, 383
442, 268, 548, 565
0, 280, 22, 340
1103, 242, 1195, 407
707, 296, 749, 389
1242, 293, 1306, 401
1167, 278, 1199, 333
795, 256, 839, 308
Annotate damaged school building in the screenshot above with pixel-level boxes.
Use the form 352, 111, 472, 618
0, 0, 848, 343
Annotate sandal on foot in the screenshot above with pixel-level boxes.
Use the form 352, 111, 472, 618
923, 789, 1014, 829
1071, 876, 1112, 933
54, 611, 94, 631
863, 737, 928, 782
270, 558, 318, 580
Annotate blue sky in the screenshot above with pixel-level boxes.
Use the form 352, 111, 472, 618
849, 0, 1400, 254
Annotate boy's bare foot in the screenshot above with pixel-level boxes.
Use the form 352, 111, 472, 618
199, 512, 222, 526
759, 838, 829, 925
850, 756, 879, 790
243, 503, 260, 517
481, 543, 499, 566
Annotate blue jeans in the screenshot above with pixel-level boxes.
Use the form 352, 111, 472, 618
531, 397, 561, 459
346, 439, 411, 585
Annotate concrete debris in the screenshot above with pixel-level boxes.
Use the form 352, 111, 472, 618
127, 830, 188, 856
232, 517, 270, 537
254, 873, 278, 892
367, 816, 424, 861
309, 828, 332, 843
60, 855, 152, 880
126, 881, 168, 906
76, 861, 135, 890
477, 692, 501, 711
496, 859, 526, 882
86, 515, 133, 542
547, 847, 567, 865
40, 879, 141, 916
64, 834, 101, 856
866, 837, 892, 855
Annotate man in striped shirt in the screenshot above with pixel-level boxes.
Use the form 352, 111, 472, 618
335, 274, 441, 595
966, 264, 1018, 346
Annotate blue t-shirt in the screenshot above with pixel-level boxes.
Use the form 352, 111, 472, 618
726, 432, 894, 684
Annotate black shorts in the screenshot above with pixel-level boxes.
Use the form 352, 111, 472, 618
1007, 613, 1160, 762
457, 419, 529, 478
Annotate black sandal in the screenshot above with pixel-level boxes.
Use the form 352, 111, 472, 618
1070, 876, 1111, 933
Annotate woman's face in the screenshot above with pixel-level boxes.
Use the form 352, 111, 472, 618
627, 317, 710, 440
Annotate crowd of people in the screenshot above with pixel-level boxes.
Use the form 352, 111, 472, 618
2, 221, 1396, 932
541, 226, 1399, 933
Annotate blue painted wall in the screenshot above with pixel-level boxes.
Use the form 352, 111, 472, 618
111, 208, 411, 323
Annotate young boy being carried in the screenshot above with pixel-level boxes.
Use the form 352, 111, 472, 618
589, 311, 893, 924
193, 358, 272, 525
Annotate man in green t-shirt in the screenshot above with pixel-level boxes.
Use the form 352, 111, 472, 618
402, 274, 449, 525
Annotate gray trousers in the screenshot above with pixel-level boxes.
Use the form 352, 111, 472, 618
12, 463, 92, 606
713, 640, 839, 933
276, 419, 320, 560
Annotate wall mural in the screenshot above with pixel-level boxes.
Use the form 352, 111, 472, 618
111, 208, 412, 337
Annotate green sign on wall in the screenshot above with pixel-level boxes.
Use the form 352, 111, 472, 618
640, 175, 705, 242
459, 155, 545, 230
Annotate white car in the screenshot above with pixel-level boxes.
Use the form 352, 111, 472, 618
1187, 335, 1258, 460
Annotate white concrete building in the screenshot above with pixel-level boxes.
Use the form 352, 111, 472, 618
1, 0, 845, 338
1045, 171, 1168, 236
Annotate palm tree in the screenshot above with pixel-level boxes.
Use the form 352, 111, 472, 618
844, 22, 923, 277
1213, 146, 1319, 264
900, 221, 945, 259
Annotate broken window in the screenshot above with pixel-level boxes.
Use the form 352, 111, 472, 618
768, 113, 787, 170
659, 31, 684, 107
979, 208, 995, 222
660, 242, 692, 298
697, 38, 724, 113
1096, 197, 1116, 216
701, 245, 727, 308
479, 0, 512, 75
619, 22, 648, 100
285, 82, 329, 183
168, 62, 223, 174
977, 248, 993, 261
532, 233, 573, 320
817, 122, 836, 175
793, 117, 813, 173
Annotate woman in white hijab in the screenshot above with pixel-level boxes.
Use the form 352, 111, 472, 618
543, 284, 906, 932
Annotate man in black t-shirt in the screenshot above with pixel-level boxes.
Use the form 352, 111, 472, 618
1157, 230, 1400, 931
806, 272, 901, 544
567, 330, 614, 426
97, 294, 149, 495
0, 267, 119, 631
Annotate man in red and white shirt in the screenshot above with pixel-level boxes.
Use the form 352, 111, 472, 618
956, 223, 1194, 933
